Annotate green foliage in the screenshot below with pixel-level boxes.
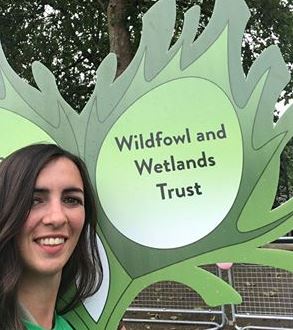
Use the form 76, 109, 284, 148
0, 0, 291, 111
0, 0, 109, 110
275, 139, 293, 207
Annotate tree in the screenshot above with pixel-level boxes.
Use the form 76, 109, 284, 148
0, 0, 292, 111
274, 139, 293, 207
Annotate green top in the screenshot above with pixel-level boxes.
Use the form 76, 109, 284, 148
23, 314, 73, 330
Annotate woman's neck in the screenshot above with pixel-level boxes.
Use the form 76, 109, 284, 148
18, 271, 62, 330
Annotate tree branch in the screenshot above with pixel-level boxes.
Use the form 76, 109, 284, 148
107, 0, 133, 76
97, 0, 109, 12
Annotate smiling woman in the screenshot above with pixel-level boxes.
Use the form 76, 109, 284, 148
0, 144, 102, 330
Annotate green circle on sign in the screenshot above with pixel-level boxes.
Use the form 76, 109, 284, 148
0, 110, 55, 159
97, 78, 243, 249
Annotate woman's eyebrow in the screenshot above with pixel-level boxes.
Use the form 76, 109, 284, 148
63, 187, 84, 194
33, 188, 49, 194
33, 187, 84, 194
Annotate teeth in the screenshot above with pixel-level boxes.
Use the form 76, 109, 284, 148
39, 237, 65, 246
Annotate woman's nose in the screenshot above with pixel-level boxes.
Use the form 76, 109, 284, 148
42, 201, 67, 227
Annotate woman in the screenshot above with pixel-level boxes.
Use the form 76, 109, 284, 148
0, 144, 102, 330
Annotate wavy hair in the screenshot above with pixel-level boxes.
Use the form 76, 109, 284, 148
0, 144, 102, 330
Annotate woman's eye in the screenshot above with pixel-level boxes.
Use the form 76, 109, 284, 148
31, 197, 43, 207
63, 196, 84, 206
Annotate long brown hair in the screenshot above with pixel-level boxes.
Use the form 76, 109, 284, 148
0, 144, 102, 329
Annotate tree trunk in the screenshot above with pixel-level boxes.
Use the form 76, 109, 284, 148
107, 0, 133, 76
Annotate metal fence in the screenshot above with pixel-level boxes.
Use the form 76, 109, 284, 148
125, 265, 226, 329
229, 264, 293, 330
125, 262, 293, 329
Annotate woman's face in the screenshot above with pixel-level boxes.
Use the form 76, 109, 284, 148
17, 157, 85, 278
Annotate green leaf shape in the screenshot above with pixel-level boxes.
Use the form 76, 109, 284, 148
194, 246, 293, 274
237, 212, 293, 250
238, 137, 293, 232
0, 70, 5, 99
0, 110, 56, 157
237, 96, 293, 232
0, 44, 81, 155
64, 240, 132, 330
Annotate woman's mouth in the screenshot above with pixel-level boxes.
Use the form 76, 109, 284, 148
36, 237, 66, 246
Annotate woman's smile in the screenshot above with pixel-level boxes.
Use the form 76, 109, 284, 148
36, 237, 66, 246
34, 235, 67, 255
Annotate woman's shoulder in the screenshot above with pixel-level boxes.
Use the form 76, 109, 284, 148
54, 314, 73, 330
23, 314, 73, 330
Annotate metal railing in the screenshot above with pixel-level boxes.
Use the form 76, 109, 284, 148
229, 264, 293, 330
125, 262, 293, 329
126, 265, 226, 329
